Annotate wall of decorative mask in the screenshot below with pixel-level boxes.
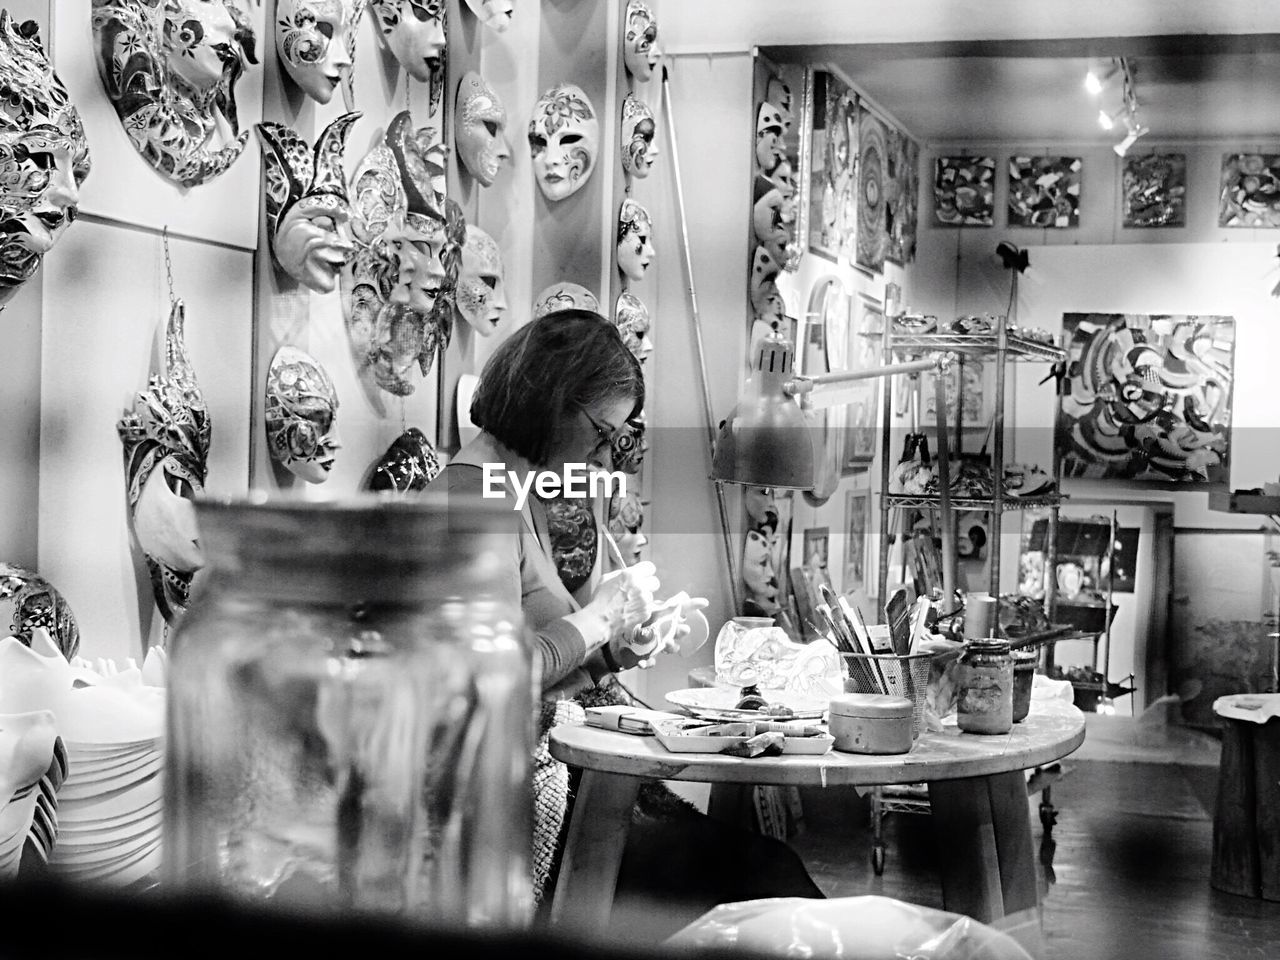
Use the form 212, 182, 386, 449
0, 0, 664, 660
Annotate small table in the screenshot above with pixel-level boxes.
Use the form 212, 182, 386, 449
549, 703, 1085, 950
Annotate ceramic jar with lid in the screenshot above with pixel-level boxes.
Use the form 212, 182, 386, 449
828, 693, 914, 754
956, 638, 1014, 734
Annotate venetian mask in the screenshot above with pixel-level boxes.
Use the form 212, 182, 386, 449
532, 281, 598, 320
92, 1, 254, 188
616, 198, 654, 283
364, 427, 441, 493
455, 224, 507, 336
607, 490, 646, 566
117, 300, 211, 625
368, 0, 444, 82
528, 83, 599, 202
455, 71, 510, 187
257, 112, 360, 293
755, 101, 785, 175
753, 175, 789, 266
610, 412, 646, 475
765, 75, 793, 134
749, 244, 784, 323
0, 564, 80, 660
275, 0, 361, 105
614, 291, 653, 363
0, 14, 89, 308
265, 345, 340, 483
619, 93, 658, 179
462, 0, 513, 33
622, 0, 659, 83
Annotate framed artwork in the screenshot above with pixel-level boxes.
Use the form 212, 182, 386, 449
807, 70, 858, 263
884, 126, 919, 265
801, 526, 832, 596
1122, 154, 1187, 228
854, 104, 889, 273
934, 156, 995, 225
843, 295, 881, 468
1219, 153, 1280, 227
1008, 155, 1082, 228
844, 490, 871, 591
922, 355, 989, 429
1057, 313, 1235, 483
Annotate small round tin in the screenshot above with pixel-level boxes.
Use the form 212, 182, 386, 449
828, 693, 914, 755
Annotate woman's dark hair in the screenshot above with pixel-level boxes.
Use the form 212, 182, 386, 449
470, 309, 645, 466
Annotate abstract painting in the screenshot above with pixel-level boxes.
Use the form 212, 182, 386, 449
884, 126, 919, 264
807, 70, 858, 263
1122, 153, 1186, 228
1008, 155, 1081, 228
934, 156, 995, 225
1057, 313, 1235, 483
854, 104, 889, 273
1219, 153, 1280, 227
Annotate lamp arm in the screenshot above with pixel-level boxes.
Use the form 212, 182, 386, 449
784, 353, 956, 398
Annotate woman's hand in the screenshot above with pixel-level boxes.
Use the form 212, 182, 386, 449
582, 560, 661, 645
607, 594, 710, 671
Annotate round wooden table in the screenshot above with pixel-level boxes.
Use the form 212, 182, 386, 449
548, 701, 1085, 955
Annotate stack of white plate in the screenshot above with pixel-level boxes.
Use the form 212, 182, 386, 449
22, 736, 68, 867
0, 710, 59, 878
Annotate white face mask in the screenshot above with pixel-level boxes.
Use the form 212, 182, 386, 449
616, 198, 654, 282
532, 281, 598, 320
163, 0, 240, 90
614, 292, 653, 363
455, 71, 511, 186
369, 0, 446, 82
622, 0, 659, 82
528, 83, 599, 201
133, 464, 203, 572
753, 176, 789, 266
749, 244, 784, 323
455, 224, 507, 336
755, 101, 785, 174
619, 93, 659, 179
265, 346, 342, 484
462, 0, 513, 32
275, 0, 357, 104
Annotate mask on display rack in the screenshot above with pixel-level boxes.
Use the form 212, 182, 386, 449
528, 83, 599, 202
461, 0, 513, 33
364, 427, 441, 493
257, 112, 361, 293
0, 564, 80, 660
0, 13, 90, 310
532, 281, 598, 320
91, 0, 255, 188
765, 75, 794, 134
753, 175, 790, 267
610, 412, 646, 475
117, 300, 211, 626
454, 224, 507, 336
616, 198, 654, 283
755, 101, 786, 176
619, 93, 658, 179
265, 345, 341, 483
275, 0, 363, 106
343, 111, 464, 396
749, 244, 784, 324
455, 71, 511, 186
607, 489, 646, 566
622, 0, 659, 83
367, 0, 445, 82
613, 291, 653, 363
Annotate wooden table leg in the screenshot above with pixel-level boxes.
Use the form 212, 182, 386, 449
929, 771, 1042, 956
548, 770, 641, 934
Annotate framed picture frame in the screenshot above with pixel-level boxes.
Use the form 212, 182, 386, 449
842, 295, 882, 469
806, 69, 858, 264
844, 489, 872, 592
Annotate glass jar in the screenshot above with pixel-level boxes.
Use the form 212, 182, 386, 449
955, 638, 1013, 735
163, 494, 533, 928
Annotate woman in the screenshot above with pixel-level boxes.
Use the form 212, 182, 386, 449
432, 310, 822, 932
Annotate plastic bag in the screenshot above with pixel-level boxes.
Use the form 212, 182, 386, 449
667, 896, 1033, 960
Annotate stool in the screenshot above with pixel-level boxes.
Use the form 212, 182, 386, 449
1211, 706, 1280, 900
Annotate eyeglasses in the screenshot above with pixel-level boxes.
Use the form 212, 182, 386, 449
579, 406, 623, 451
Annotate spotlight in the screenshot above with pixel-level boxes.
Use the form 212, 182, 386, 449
1113, 116, 1149, 157
1097, 107, 1123, 131
996, 241, 1029, 273
1084, 59, 1118, 96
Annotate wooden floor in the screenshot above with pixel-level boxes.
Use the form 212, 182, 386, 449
787, 760, 1280, 960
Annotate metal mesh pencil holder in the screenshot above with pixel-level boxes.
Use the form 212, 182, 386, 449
841, 652, 932, 738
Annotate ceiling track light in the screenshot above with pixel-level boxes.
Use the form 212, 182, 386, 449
1113, 118, 1149, 157
1097, 107, 1124, 131
1084, 58, 1119, 96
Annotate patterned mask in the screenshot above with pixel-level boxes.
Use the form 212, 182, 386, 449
118, 301, 211, 625
257, 112, 360, 293
455, 71, 510, 187
753, 175, 789, 266
622, 0, 659, 82
91, 0, 254, 188
528, 83, 598, 201
455, 224, 506, 336
462, 0, 513, 33
364, 427, 441, 494
368, 0, 445, 82
755, 101, 785, 175
265, 345, 340, 483
613, 291, 652, 363
532, 281, 598, 320
0, 14, 89, 308
0, 564, 80, 660
616, 198, 654, 282
749, 244, 784, 323
275, 0, 363, 105
619, 93, 658, 179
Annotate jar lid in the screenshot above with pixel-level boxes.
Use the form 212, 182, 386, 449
829, 693, 914, 719
966, 638, 1011, 653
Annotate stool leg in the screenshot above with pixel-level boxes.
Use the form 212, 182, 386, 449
550, 770, 641, 934
871, 788, 885, 876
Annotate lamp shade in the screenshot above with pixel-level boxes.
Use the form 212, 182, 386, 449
711, 332, 818, 489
